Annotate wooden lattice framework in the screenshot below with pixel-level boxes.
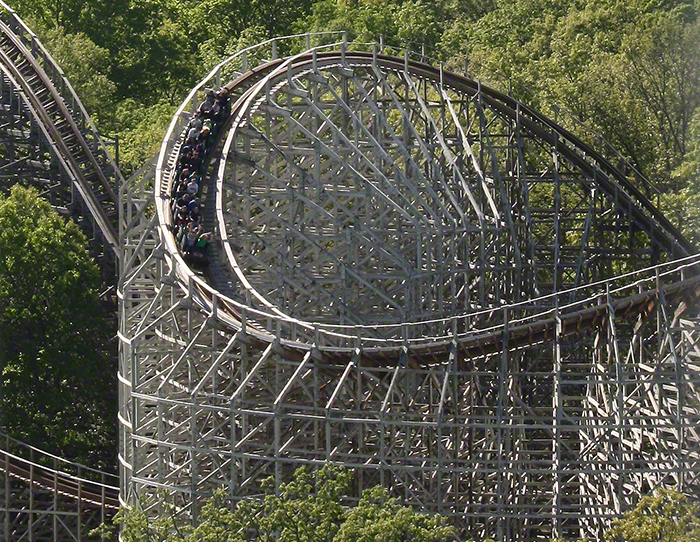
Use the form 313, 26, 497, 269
119, 36, 700, 542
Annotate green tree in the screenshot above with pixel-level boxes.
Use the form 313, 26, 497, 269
335, 485, 456, 542
116, 465, 456, 542
39, 27, 117, 124
297, 0, 454, 50
109, 2, 197, 104
454, 0, 700, 208
12, 0, 87, 29
13, 0, 196, 105
605, 488, 700, 542
0, 185, 115, 468
666, 109, 700, 244
111, 99, 177, 177
617, 11, 700, 180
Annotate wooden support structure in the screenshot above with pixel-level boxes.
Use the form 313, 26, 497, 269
0, 5, 697, 538
118, 36, 700, 542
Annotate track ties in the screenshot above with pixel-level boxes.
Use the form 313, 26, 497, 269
0, 18, 119, 253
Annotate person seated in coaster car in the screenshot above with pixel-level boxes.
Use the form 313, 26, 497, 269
189, 112, 203, 132
200, 119, 213, 141
187, 231, 213, 265
215, 88, 230, 120
171, 86, 234, 263
185, 176, 199, 196
187, 196, 200, 214
188, 204, 202, 225
198, 88, 216, 119
182, 221, 203, 253
174, 193, 192, 226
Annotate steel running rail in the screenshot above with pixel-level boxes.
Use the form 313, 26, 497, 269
0, 1, 122, 256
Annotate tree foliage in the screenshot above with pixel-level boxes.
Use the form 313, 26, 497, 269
110, 99, 177, 177
12, 0, 700, 185
0, 185, 115, 467
462, 0, 700, 187
605, 488, 700, 542
39, 27, 116, 124
298, 0, 451, 50
116, 466, 456, 542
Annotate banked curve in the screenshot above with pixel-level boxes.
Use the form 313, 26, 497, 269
156, 39, 699, 362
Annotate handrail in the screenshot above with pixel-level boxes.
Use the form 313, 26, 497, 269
0, 430, 119, 482
155, 34, 348, 333
0, 449, 119, 494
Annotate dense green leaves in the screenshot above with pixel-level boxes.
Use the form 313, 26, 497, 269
299, 0, 450, 49
605, 488, 700, 542
115, 474, 700, 542
12, 0, 700, 186
335, 485, 456, 542
462, 0, 700, 187
115, 475, 700, 542
39, 27, 116, 124
0, 186, 115, 467
116, 466, 456, 542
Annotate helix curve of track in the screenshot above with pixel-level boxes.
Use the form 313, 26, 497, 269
156, 40, 700, 365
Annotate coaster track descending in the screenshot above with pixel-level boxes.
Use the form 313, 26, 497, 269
0, 2, 122, 540
0, 1, 121, 272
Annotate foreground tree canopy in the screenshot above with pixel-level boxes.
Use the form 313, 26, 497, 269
115, 465, 457, 542
114, 471, 700, 542
605, 488, 700, 542
0, 185, 116, 468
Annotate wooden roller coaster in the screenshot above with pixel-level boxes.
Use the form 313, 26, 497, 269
0, 2, 699, 541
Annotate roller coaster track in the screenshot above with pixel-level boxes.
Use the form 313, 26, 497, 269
116, 34, 700, 542
150, 47, 698, 360
0, 1, 120, 258
0, 3, 122, 540
0, 435, 119, 510
0, 432, 119, 541
0, 454, 118, 511
0, 4, 698, 539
